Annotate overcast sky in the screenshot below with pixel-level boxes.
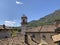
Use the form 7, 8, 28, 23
0, 0, 60, 26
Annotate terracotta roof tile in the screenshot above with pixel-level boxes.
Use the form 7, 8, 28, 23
40, 25, 55, 32
26, 26, 41, 32
26, 25, 56, 32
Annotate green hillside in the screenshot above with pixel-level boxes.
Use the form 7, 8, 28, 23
27, 10, 60, 27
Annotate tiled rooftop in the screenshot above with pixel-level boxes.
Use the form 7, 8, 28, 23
26, 25, 56, 32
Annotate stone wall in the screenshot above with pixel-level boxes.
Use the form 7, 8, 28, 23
0, 30, 11, 38
0, 33, 39, 45
0, 33, 26, 45
40, 32, 56, 45
26, 32, 40, 43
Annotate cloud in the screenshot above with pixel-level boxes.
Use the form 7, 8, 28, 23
5, 21, 16, 26
16, 1, 23, 5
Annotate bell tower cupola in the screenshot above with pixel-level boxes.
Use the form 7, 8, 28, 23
21, 14, 27, 26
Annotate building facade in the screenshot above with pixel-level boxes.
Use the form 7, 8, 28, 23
21, 15, 60, 45
0, 24, 12, 38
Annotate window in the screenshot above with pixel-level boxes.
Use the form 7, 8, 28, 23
42, 35, 46, 40
31, 34, 35, 38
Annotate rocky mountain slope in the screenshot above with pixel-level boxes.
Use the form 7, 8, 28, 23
27, 9, 60, 27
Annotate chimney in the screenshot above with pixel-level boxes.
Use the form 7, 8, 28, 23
3, 24, 6, 29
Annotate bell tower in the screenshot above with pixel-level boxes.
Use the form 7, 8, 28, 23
21, 14, 27, 35
21, 14, 28, 44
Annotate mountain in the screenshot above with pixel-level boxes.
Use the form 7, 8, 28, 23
27, 9, 60, 27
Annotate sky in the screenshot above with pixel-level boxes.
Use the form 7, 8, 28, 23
0, 0, 60, 27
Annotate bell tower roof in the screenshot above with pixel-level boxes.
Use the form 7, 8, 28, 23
21, 14, 27, 19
